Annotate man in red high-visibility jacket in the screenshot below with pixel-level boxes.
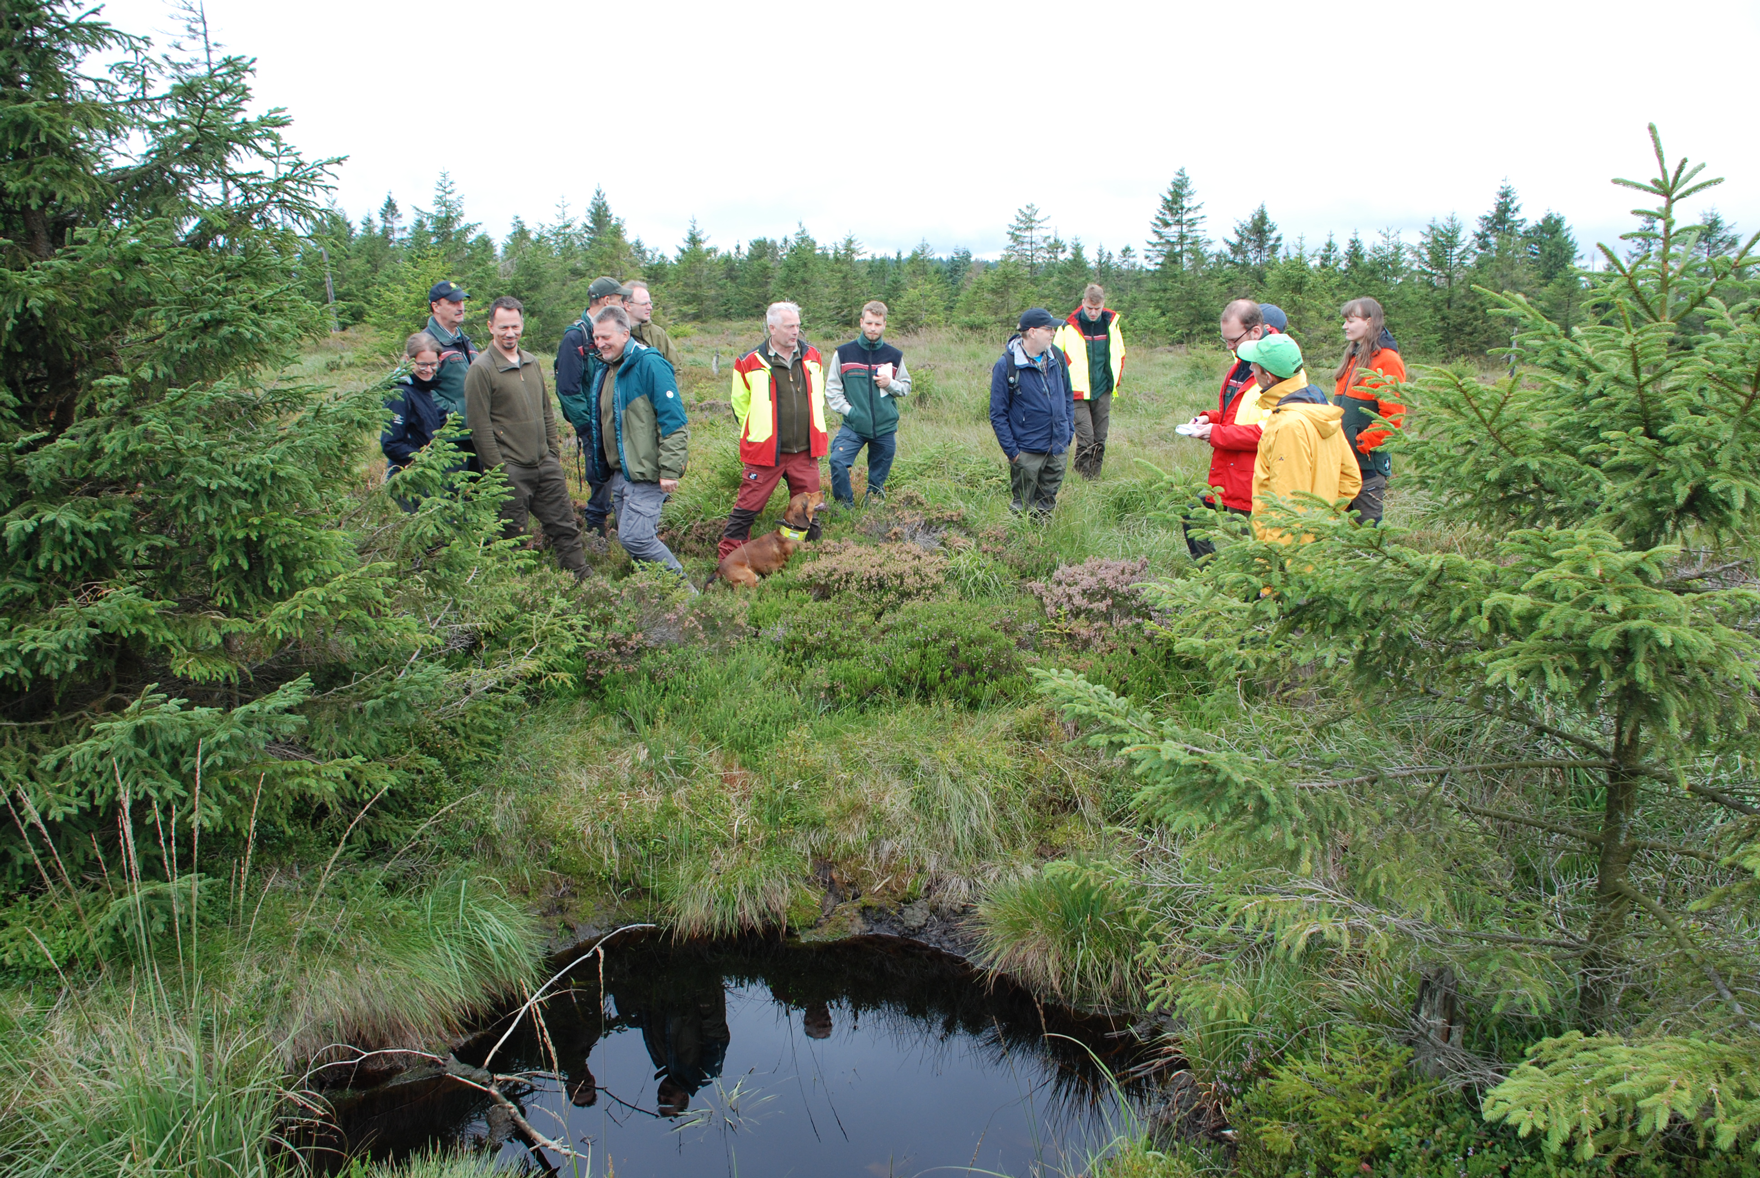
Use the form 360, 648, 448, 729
718, 301, 828, 559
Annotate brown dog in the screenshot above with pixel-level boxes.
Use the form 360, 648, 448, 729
716, 491, 822, 588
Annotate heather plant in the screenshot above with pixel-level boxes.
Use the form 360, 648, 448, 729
1030, 556, 1156, 648
775, 598, 1030, 708
791, 539, 950, 614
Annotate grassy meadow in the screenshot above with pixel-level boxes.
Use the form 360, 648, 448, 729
10, 319, 1750, 1178
460, 321, 1239, 941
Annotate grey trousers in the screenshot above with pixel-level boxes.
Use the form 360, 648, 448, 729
1009, 450, 1067, 515
1072, 396, 1111, 478
1350, 472, 1388, 525
609, 472, 684, 573
502, 454, 587, 574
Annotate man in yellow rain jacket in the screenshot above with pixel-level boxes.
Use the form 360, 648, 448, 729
1052, 283, 1125, 479
1238, 334, 1361, 545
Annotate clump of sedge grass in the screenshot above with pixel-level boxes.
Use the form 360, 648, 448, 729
975, 856, 1158, 1010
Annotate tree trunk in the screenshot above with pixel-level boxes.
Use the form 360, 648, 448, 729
1410, 964, 1464, 1079
1579, 712, 1641, 1029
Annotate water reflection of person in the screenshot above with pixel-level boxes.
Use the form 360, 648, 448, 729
548, 987, 603, 1108
802, 1000, 833, 1040
620, 986, 731, 1117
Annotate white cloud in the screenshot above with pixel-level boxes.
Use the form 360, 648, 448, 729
99, 0, 1760, 262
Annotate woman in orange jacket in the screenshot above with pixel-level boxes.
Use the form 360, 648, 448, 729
1332, 297, 1406, 524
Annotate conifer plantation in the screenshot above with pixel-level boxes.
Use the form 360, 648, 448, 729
3, 3, 1758, 1175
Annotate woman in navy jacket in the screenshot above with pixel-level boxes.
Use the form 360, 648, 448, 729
382, 333, 451, 478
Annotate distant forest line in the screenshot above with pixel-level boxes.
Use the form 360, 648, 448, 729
300, 170, 1747, 363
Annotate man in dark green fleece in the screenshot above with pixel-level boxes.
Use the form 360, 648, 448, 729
464, 297, 587, 578
424, 280, 479, 469
826, 300, 910, 508
584, 306, 690, 578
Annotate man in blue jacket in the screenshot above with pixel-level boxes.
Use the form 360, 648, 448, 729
989, 308, 1075, 517
584, 306, 691, 579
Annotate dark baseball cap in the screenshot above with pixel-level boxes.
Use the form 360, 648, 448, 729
1260, 304, 1289, 332
1017, 307, 1059, 331
428, 280, 469, 304
587, 276, 627, 302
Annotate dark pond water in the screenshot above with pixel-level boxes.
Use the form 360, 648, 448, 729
320, 934, 1165, 1177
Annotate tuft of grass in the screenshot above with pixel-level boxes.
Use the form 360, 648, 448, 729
348, 1147, 502, 1178
660, 844, 813, 937
974, 857, 1159, 1010
0, 1001, 290, 1178
1086, 1138, 1229, 1178
263, 870, 545, 1060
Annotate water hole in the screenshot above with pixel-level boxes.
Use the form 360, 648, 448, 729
314, 933, 1168, 1177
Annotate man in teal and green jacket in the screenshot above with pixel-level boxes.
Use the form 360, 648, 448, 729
583, 306, 690, 577
825, 300, 911, 508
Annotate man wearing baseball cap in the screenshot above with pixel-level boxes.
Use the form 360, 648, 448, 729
556, 277, 628, 536
425, 281, 479, 468
1236, 333, 1360, 544
988, 308, 1076, 517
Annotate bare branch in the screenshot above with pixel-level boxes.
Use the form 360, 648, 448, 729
1617, 882, 1760, 1035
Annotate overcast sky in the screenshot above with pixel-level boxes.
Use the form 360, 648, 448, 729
98, 0, 1760, 264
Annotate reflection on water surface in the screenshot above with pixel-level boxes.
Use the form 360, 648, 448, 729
324, 934, 1163, 1177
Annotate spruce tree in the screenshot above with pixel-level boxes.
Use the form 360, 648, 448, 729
1474, 180, 1526, 252
1148, 168, 1208, 270
1005, 203, 1050, 275
1416, 214, 1476, 354
1225, 204, 1282, 280
1037, 127, 1760, 1159
1343, 231, 1369, 275
582, 186, 636, 280
1697, 207, 1740, 264
0, 1, 582, 891
669, 218, 720, 321
378, 194, 402, 242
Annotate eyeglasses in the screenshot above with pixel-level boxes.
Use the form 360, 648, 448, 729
1221, 328, 1250, 349
411, 360, 440, 372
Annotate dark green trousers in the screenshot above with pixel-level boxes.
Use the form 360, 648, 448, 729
1009, 450, 1067, 516
502, 454, 587, 575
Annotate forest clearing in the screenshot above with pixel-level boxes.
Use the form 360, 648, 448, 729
4, 2, 1760, 1175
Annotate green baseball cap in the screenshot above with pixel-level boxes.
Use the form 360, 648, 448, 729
1236, 333, 1303, 379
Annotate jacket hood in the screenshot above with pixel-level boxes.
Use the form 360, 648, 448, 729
1256, 372, 1312, 410
1274, 399, 1346, 439
1377, 327, 1399, 353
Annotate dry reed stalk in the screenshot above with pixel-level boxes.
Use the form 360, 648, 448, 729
240, 773, 264, 924
298, 784, 390, 931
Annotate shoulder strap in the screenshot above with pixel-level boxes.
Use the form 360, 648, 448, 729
1006, 349, 1020, 395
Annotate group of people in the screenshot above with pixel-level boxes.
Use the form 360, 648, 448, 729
380, 276, 1402, 579
1179, 296, 1403, 552
379, 280, 919, 580
979, 288, 1403, 540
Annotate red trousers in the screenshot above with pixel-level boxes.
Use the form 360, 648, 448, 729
719, 450, 821, 559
